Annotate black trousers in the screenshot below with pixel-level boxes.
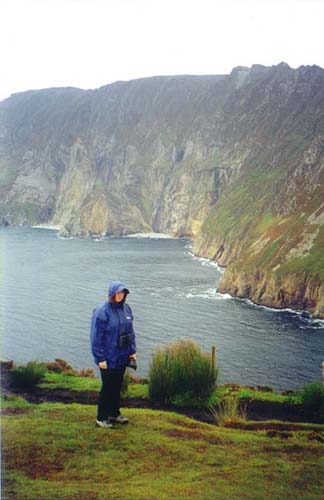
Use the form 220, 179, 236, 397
97, 367, 126, 420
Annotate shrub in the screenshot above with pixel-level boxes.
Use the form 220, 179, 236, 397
297, 382, 324, 420
148, 339, 218, 406
46, 359, 95, 378
10, 361, 47, 389
45, 358, 77, 375
210, 397, 247, 426
77, 368, 95, 378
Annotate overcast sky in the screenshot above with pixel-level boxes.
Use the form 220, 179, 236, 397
1, 0, 323, 101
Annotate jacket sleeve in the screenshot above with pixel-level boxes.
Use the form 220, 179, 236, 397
90, 312, 107, 364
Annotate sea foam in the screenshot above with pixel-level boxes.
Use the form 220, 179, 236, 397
125, 232, 174, 239
184, 246, 225, 273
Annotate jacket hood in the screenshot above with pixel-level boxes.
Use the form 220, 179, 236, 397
108, 281, 130, 298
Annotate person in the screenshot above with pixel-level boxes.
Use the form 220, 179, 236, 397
90, 281, 137, 428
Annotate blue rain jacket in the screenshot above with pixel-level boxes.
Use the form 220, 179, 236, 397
90, 281, 136, 368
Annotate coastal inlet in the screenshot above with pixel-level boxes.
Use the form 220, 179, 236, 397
1, 227, 324, 391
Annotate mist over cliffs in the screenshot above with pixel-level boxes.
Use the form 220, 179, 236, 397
1, 63, 323, 317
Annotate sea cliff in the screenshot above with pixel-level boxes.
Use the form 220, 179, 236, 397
1, 63, 323, 317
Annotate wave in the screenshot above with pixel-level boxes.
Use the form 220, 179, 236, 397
125, 232, 175, 239
241, 298, 324, 329
184, 288, 232, 300
32, 224, 61, 231
148, 286, 232, 301
57, 234, 74, 240
184, 240, 323, 328
184, 242, 225, 273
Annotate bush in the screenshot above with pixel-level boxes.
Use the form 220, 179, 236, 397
10, 361, 47, 389
210, 397, 247, 426
298, 382, 324, 420
148, 339, 218, 407
77, 368, 95, 378
45, 358, 77, 375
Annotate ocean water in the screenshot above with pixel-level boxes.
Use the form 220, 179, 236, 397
1, 227, 324, 390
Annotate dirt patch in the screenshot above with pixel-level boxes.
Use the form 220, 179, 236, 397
26, 460, 64, 480
3, 445, 65, 480
164, 428, 206, 440
46, 408, 66, 417
168, 417, 209, 430
1, 407, 32, 416
263, 442, 323, 459
164, 428, 224, 445
223, 421, 324, 432
308, 431, 324, 443
281, 444, 308, 455
266, 430, 292, 439
241, 398, 321, 423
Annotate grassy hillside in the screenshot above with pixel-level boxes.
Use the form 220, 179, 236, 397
2, 396, 324, 500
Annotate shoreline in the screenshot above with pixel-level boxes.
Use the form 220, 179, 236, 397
3, 224, 324, 322
187, 246, 324, 325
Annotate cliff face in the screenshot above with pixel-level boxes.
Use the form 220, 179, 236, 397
192, 64, 324, 318
0, 76, 229, 237
1, 64, 323, 317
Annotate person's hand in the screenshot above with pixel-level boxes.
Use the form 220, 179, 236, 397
129, 353, 137, 360
98, 361, 107, 369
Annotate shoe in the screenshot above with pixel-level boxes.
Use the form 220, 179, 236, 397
109, 414, 128, 424
96, 419, 113, 428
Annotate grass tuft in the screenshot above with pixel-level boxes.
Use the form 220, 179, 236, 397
149, 340, 217, 407
10, 362, 47, 389
210, 397, 247, 426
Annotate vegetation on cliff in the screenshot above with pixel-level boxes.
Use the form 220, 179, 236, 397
4, 357, 324, 421
1, 63, 323, 316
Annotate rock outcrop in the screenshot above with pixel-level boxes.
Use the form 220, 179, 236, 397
1, 64, 323, 317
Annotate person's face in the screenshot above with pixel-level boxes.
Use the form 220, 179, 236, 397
115, 291, 125, 303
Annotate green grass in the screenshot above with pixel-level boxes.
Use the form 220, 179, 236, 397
236, 388, 292, 403
38, 371, 149, 398
2, 396, 324, 500
254, 214, 283, 235
277, 226, 324, 279
209, 385, 294, 405
127, 382, 149, 399
38, 372, 101, 391
37, 372, 298, 405
2, 394, 34, 410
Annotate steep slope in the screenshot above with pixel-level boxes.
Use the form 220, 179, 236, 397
193, 64, 324, 317
0, 64, 323, 317
0, 75, 229, 236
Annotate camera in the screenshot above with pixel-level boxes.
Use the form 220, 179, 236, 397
127, 357, 137, 370
119, 333, 131, 349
